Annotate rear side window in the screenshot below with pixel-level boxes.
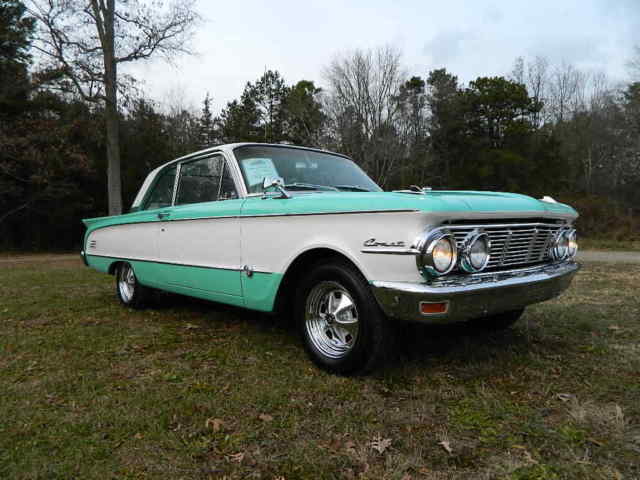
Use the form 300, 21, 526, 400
176, 156, 225, 205
144, 165, 177, 210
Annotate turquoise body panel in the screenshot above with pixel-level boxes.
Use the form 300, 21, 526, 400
86, 254, 251, 309
83, 191, 577, 234
83, 190, 577, 313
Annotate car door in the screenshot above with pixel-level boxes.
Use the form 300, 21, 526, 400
156, 153, 243, 298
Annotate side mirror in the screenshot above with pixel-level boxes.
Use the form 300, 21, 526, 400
262, 177, 291, 199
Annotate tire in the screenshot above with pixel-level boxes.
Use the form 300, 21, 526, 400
475, 308, 525, 331
115, 262, 150, 309
295, 259, 394, 375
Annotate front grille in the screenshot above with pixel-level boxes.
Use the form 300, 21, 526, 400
448, 222, 566, 271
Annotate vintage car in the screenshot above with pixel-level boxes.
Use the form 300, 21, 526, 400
81, 143, 579, 374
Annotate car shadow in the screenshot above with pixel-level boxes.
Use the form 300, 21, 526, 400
145, 291, 537, 374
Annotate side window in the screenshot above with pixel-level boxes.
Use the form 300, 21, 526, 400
144, 165, 177, 210
219, 163, 239, 200
176, 156, 224, 205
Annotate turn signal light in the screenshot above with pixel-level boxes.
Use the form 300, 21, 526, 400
420, 301, 449, 315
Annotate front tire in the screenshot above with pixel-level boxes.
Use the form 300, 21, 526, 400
115, 262, 150, 309
295, 259, 393, 375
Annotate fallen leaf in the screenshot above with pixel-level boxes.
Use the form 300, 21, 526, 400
369, 434, 392, 454
259, 413, 274, 422
226, 452, 244, 463
205, 418, 224, 432
588, 437, 604, 446
438, 440, 452, 454
344, 440, 357, 455
556, 393, 574, 402
523, 450, 538, 464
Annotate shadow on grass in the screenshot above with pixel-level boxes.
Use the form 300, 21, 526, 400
143, 289, 546, 376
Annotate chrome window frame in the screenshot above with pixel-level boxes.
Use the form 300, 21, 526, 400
171, 152, 243, 206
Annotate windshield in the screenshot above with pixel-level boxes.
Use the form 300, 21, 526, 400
234, 145, 382, 194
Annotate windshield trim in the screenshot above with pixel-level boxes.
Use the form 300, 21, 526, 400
232, 144, 381, 195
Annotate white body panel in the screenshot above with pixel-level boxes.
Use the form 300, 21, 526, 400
241, 211, 427, 283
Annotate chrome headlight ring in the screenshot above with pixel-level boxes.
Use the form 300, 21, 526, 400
566, 228, 578, 258
415, 230, 458, 277
460, 230, 491, 273
551, 227, 575, 261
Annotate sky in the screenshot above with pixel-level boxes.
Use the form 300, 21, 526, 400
125, 0, 640, 114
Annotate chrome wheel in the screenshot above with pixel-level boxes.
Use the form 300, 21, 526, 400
305, 281, 359, 359
118, 264, 136, 303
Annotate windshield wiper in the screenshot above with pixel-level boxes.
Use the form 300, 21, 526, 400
284, 183, 339, 192
332, 184, 371, 192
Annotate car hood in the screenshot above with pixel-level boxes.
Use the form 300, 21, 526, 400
245, 190, 578, 220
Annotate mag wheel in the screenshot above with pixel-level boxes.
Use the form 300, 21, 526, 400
115, 262, 149, 309
296, 260, 393, 374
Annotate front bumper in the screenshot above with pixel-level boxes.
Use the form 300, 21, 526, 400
371, 261, 580, 323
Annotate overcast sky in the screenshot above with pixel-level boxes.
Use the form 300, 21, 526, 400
126, 0, 640, 114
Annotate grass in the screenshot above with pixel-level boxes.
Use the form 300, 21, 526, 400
1, 257, 639, 479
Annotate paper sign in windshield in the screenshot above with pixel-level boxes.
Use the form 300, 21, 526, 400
242, 157, 280, 187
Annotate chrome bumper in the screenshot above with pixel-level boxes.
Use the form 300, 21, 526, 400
371, 262, 580, 323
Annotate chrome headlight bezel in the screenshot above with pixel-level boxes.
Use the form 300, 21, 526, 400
416, 230, 458, 277
566, 228, 578, 258
460, 231, 491, 273
551, 227, 573, 261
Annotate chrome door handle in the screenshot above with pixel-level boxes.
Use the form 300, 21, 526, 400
157, 212, 171, 220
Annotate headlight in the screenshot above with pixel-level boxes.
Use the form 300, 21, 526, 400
551, 228, 572, 261
460, 231, 491, 272
416, 231, 458, 276
566, 229, 578, 258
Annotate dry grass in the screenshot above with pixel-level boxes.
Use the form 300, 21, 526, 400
1, 259, 639, 479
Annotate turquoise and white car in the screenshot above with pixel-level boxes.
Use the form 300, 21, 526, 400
82, 143, 580, 373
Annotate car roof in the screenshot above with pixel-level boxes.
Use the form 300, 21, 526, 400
130, 143, 350, 209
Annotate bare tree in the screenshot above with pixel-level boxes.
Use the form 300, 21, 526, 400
548, 61, 581, 123
27, 0, 200, 215
323, 45, 406, 186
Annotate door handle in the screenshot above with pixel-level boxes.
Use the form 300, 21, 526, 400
157, 212, 171, 220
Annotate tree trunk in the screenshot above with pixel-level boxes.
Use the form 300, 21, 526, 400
104, 0, 122, 215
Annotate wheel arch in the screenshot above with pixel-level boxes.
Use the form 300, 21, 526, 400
273, 247, 368, 319
108, 260, 123, 275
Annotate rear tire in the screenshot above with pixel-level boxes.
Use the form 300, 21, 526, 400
295, 259, 393, 375
475, 308, 525, 331
115, 262, 150, 309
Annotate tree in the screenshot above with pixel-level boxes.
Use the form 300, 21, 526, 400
27, 0, 200, 215
394, 76, 429, 186
323, 45, 405, 186
426, 68, 464, 186
249, 69, 289, 143
215, 88, 261, 143
0, 0, 35, 115
285, 80, 324, 145
197, 92, 216, 148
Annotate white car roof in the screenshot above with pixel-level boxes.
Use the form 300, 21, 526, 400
130, 143, 347, 209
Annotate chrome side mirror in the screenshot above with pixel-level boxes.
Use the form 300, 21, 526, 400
262, 177, 291, 199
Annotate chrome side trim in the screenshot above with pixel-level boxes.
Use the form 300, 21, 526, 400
361, 247, 420, 255
86, 253, 273, 274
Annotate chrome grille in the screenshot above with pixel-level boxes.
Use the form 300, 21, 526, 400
448, 222, 565, 270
